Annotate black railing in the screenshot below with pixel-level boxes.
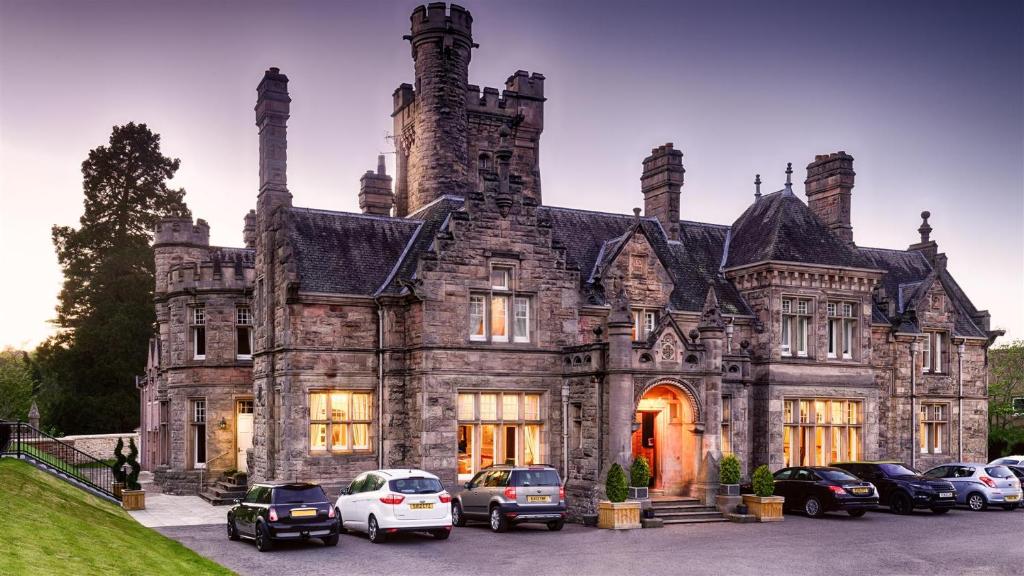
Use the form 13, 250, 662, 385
0, 421, 121, 502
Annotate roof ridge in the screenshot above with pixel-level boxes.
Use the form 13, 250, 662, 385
679, 219, 730, 229
542, 204, 652, 219
405, 195, 465, 219
291, 206, 424, 223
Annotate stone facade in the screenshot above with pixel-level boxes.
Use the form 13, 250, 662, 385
139, 4, 1002, 518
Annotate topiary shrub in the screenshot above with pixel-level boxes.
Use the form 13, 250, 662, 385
752, 464, 775, 497
606, 463, 628, 503
125, 438, 142, 491
111, 438, 127, 484
629, 455, 651, 488
720, 454, 741, 485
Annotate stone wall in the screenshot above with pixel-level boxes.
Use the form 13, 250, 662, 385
61, 433, 139, 461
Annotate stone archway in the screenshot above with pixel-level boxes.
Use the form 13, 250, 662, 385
632, 382, 701, 496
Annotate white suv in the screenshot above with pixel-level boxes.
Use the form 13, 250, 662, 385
334, 469, 452, 543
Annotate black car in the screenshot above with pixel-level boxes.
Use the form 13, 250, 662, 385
833, 461, 957, 515
772, 466, 879, 518
228, 483, 339, 552
1009, 466, 1024, 483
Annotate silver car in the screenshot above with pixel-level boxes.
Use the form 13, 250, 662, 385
989, 455, 1024, 467
452, 465, 566, 532
922, 463, 1022, 511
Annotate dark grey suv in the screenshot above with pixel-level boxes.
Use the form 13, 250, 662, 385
452, 465, 566, 532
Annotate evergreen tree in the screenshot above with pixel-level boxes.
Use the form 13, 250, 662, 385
36, 123, 188, 433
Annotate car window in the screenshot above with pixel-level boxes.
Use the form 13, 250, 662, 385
257, 486, 272, 504
243, 487, 261, 504
349, 473, 367, 494
389, 477, 444, 494
468, 471, 487, 489
511, 469, 560, 487
793, 469, 813, 481
364, 474, 384, 492
878, 463, 918, 477
274, 485, 327, 504
985, 466, 1013, 479
485, 470, 510, 487
922, 466, 946, 479
818, 469, 859, 482
773, 469, 794, 480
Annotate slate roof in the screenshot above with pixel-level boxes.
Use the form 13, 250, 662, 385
726, 189, 870, 269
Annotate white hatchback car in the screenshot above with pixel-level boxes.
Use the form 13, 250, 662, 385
335, 469, 452, 543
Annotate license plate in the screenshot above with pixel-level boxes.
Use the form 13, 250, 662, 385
409, 502, 434, 510
852, 488, 869, 495
939, 492, 953, 498
290, 508, 317, 518
527, 495, 550, 503
1006, 494, 1020, 502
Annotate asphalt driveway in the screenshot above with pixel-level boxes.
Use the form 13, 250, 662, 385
159, 507, 1023, 576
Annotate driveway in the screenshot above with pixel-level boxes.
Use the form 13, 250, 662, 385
158, 508, 1022, 576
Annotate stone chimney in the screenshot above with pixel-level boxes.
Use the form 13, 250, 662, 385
255, 67, 292, 222
804, 152, 855, 244
359, 155, 394, 216
641, 143, 684, 241
908, 210, 940, 264
243, 209, 257, 248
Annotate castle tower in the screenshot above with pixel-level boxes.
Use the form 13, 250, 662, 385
805, 152, 855, 244
393, 3, 475, 216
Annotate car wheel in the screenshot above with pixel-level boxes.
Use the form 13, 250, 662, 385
847, 510, 866, 518
547, 519, 565, 531
890, 493, 912, 515
227, 519, 240, 541
804, 497, 823, 518
335, 509, 347, 534
255, 523, 273, 552
452, 503, 467, 527
489, 506, 509, 533
432, 529, 451, 540
966, 492, 987, 512
931, 507, 950, 515
367, 515, 386, 544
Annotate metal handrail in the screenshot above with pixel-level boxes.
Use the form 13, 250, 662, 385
198, 449, 233, 492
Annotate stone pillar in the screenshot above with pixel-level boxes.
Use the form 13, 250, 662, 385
359, 155, 394, 216
697, 286, 725, 505
607, 291, 635, 470
804, 151, 855, 244
641, 143, 684, 241
28, 401, 40, 428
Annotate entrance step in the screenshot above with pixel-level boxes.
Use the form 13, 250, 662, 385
650, 497, 727, 524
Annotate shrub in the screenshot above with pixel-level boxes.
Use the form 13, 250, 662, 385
111, 438, 127, 484
752, 464, 775, 497
125, 438, 142, 491
720, 454, 741, 485
629, 455, 651, 488
605, 463, 628, 503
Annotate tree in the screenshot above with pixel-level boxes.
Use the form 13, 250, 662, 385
989, 340, 1024, 457
0, 349, 37, 420
36, 123, 188, 434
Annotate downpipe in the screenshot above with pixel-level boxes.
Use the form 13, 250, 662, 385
957, 340, 965, 461
375, 298, 385, 470
561, 383, 569, 481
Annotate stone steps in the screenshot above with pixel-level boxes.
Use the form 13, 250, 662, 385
199, 477, 248, 506
650, 496, 727, 524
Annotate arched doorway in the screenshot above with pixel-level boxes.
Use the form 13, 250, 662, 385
632, 383, 699, 496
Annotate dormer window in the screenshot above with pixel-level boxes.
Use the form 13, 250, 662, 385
470, 265, 531, 344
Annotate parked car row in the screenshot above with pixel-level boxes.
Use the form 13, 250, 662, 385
748, 459, 1022, 519
227, 463, 567, 551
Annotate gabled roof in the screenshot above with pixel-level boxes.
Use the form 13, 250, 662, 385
726, 189, 870, 269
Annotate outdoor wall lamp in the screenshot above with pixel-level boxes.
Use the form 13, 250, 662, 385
218, 417, 228, 431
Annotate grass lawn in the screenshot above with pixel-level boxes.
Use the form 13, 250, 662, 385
0, 458, 233, 576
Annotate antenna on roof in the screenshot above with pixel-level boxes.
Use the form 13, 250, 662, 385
754, 174, 762, 200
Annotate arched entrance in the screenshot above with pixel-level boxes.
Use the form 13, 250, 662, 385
632, 383, 699, 496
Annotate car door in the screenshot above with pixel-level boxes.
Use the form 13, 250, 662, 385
340, 474, 367, 530
355, 473, 383, 528
237, 486, 260, 536
463, 471, 490, 517
950, 466, 976, 504
772, 468, 794, 504
790, 468, 815, 507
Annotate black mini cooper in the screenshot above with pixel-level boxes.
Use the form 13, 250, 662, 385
228, 483, 339, 552
833, 461, 957, 514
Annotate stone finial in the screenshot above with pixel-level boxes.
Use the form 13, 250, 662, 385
784, 162, 793, 189
918, 210, 932, 243
632, 207, 641, 218
608, 286, 633, 326
28, 401, 40, 428
699, 284, 724, 329
754, 174, 762, 200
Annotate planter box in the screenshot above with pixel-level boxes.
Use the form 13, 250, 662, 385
715, 494, 741, 514
719, 483, 740, 496
742, 494, 784, 522
628, 486, 649, 500
122, 489, 146, 511
597, 500, 641, 530
112, 482, 124, 499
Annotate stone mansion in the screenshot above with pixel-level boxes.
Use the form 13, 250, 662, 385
138, 3, 1002, 517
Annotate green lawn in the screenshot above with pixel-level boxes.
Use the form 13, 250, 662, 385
0, 458, 234, 576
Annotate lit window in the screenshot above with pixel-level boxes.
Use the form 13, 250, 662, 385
309, 391, 372, 453
457, 391, 544, 482
782, 398, 863, 466
919, 403, 947, 454
236, 306, 253, 359
491, 295, 509, 342
721, 396, 732, 455
469, 295, 486, 341
191, 305, 206, 360
469, 292, 531, 344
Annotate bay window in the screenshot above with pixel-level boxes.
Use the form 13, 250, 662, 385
309, 391, 372, 453
782, 398, 863, 467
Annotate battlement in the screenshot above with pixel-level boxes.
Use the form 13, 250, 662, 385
466, 71, 545, 120
163, 248, 255, 295
154, 216, 210, 247
505, 70, 545, 100
409, 3, 473, 41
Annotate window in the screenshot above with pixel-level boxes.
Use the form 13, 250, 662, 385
309, 391, 372, 453
570, 402, 583, 450
191, 399, 207, 469
1013, 397, 1024, 415
721, 396, 732, 455
191, 305, 206, 360
782, 398, 863, 467
457, 391, 544, 481
236, 306, 253, 359
919, 403, 947, 454
923, 331, 946, 373
490, 267, 511, 290
513, 297, 530, 343
469, 292, 531, 343
631, 309, 658, 341
827, 301, 857, 360
469, 295, 486, 340
781, 298, 811, 357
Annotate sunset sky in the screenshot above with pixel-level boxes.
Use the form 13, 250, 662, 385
0, 0, 1021, 350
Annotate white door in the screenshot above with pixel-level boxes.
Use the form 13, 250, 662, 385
236, 400, 254, 473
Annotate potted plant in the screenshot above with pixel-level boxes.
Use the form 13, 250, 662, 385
121, 438, 146, 511
741, 464, 784, 522
628, 455, 651, 501
597, 463, 641, 529
716, 453, 743, 513
110, 438, 127, 499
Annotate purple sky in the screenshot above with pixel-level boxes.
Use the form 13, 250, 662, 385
1, 0, 1021, 349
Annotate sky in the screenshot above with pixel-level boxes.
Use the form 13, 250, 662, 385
0, 0, 1021, 349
